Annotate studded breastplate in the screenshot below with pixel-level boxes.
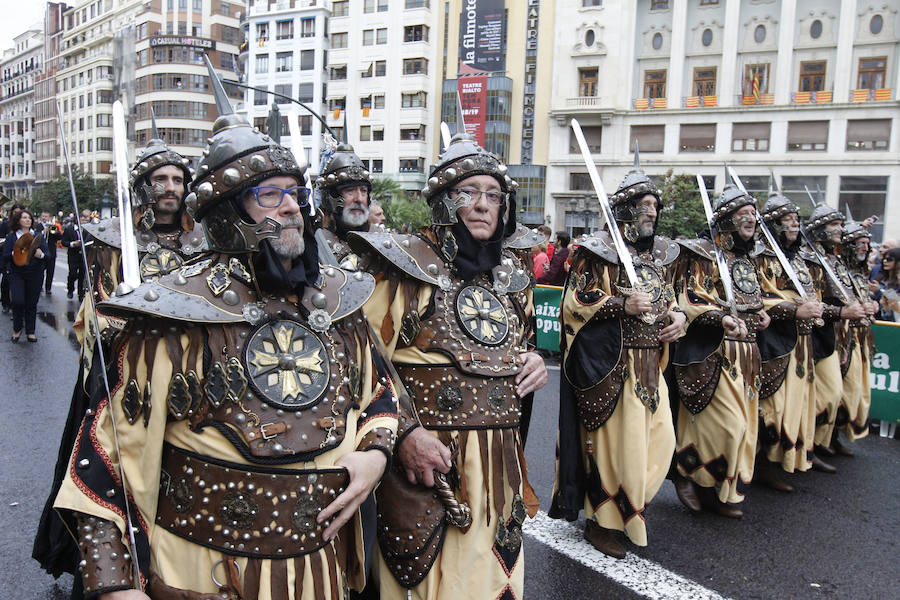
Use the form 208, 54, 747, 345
725, 251, 764, 313
618, 252, 673, 348
819, 252, 856, 305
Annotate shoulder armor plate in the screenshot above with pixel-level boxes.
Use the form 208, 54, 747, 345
749, 240, 767, 258
578, 232, 619, 264
651, 236, 681, 265
348, 231, 447, 286
503, 223, 544, 250
98, 254, 374, 324
798, 248, 820, 264
494, 250, 531, 293
83, 218, 124, 250
677, 238, 716, 262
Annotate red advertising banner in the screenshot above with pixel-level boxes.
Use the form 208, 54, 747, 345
458, 75, 488, 147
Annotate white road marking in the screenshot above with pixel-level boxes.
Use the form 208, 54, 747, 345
524, 511, 733, 600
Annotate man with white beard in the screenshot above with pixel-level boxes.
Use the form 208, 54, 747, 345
314, 140, 376, 264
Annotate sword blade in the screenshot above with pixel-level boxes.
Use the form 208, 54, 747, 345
696, 174, 738, 317
570, 119, 638, 286
112, 100, 140, 290
802, 185, 851, 303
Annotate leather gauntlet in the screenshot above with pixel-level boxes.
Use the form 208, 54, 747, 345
822, 304, 842, 320
693, 309, 726, 328
75, 514, 133, 598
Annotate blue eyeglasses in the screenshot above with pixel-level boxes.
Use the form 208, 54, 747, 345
248, 185, 310, 209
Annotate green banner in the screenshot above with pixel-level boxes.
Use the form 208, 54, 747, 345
534, 285, 563, 352
870, 321, 900, 423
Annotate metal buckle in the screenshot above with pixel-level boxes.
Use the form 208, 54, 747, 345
260, 422, 278, 440
159, 469, 172, 496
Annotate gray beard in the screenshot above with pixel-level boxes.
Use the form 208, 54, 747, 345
269, 224, 305, 261
340, 205, 370, 229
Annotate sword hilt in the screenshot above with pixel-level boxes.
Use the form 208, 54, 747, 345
434, 439, 471, 529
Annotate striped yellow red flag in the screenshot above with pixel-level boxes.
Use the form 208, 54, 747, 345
362, 107, 370, 117
333, 108, 341, 119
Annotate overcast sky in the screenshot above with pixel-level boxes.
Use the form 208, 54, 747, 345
0, 2, 46, 55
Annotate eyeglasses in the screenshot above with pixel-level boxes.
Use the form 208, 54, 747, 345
248, 186, 310, 209
451, 187, 504, 206
884, 257, 896, 262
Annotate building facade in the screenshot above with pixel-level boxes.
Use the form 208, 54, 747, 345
548, 0, 899, 241
0, 25, 44, 201
34, 2, 69, 186
242, 0, 330, 171
436, 0, 556, 226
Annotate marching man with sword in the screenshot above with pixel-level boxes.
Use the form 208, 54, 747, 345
671, 176, 770, 519
550, 129, 682, 559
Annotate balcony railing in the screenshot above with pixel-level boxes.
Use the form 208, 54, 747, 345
633, 97, 666, 109
566, 96, 607, 108
738, 93, 774, 105
682, 95, 717, 107
851, 88, 892, 102
792, 91, 832, 104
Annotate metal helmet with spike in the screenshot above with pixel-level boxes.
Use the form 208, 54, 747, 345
760, 174, 799, 234
186, 54, 307, 253
841, 205, 871, 245
609, 142, 662, 223
314, 114, 370, 216
804, 200, 843, 244
129, 107, 192, 207
713, 183, 757, 233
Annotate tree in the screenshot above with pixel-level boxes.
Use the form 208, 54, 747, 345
655, 170, 708, 239
30, 167, 115, 215
370, 176, 431, 231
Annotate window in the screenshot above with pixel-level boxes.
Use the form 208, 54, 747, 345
97, 137, 112, 151
221, 1, 231, 16
255, 54, 269, 74
331, 32, 348, 49
400, 125, 425, 140
743, 64, 769, 94
276, 20, 293, 40
701, 28, 713, 46
220, 26, 240, 44
870, 14, 883, 35
301, 18, 315, 37
402, 91, 427, 107
365, 0, 388, 11
276, 52, 292, 72
568, 126, 601, 153
858, 57, 886, 89
651, 32, 662, 50
582, 0, 602, 6
405, 25, 429, 42
569, 172, 592, 190
787, 121, 828, 151
192, 0, 201, 11
693, 67, 716, 96
363, 30, 374, 46
810, 20, 822, 39
578, 67, 598, 96
651, 0, 668, 9
373, 127, 384, 140
585, 30, 596, 46
839, 176, 887, 240
754, 25, 766, 43
274, 84, 292, 100
403, 58, 427, 75
328, 97, 346, 111
377, 28, 388, 44
97, 113, 111, 127
256, 23, 269, 42
643, 70, 666, 98
300, 115, 312, 135
371, 159, 383, 173
298, 83, 314, 103
399, 158, 424, 172
732, 122, 770, 152
846, 119, 891, 151
406, 0, 428, 7
375, 61, 386, 76
360, 126, 371, 141
300, 50, 315, 70
332, 1, 349, 17
254, 87, 268, 106
679, 124, 716, 152
799, 61, 826, 92
630, 125, 664, 152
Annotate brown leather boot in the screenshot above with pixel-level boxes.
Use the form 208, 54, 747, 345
810, 454, 837, 474
754, 458, 795, 493
697, 485, 743, 519
814, 443, 836, 457
583, 519, 626, 559
831, 434, 855, 457
673, 474, 702, 512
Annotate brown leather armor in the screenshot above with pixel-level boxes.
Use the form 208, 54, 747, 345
75, 514, 133, 596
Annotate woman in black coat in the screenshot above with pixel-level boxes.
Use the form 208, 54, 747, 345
2, 209, 48, 342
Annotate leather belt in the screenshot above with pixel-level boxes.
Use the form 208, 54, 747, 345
156, 443, 349, 559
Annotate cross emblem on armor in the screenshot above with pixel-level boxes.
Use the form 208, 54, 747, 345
245, 320, 329, 408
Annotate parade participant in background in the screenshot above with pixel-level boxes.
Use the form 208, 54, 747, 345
532, 240, 550, 279
755, 190, 822, 488
672, 184, 769, 519
804, 205, 868, 472
551, 154, 682, 558
61, 211, 90, 301
368, 200, 386, 231
874, 248, 900, 320
0, 202, 25, 313
537, 231, 570, 285
349, 131, 547, 599
51, 60, 398, 599
40, 211, 63, 295
833, 215, 878, 452
2, 208, 48, 342
314, 133, 375, 264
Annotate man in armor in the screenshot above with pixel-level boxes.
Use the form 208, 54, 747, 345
51, 62, 398, 599
314, 138, 374, 264
754, 191, 823, 489
348, 132, 548, 599
805, 206, 869, 471
672, 185, 770, 518
550, 156, 683, 558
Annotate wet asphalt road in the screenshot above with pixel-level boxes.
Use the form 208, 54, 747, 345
1, 255, 897, 599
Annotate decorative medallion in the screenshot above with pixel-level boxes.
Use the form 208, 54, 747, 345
455, 285, 510, 346
101, 271, 115, 298
307, 308, 332, 333
243, 319, 329, 409
442, 231, 458, 262
635, 263, 663, 302
834, 261, 853, 288
167, 373, 192, 419
139, 248, 181, 282
122, 379, 142, 425
204, 361, 229, 408
791, 256, 812, 287
228, 257, 253, 286
399, 311, 421, 346
206, 263, 231, 296
573, 273, 587, 293
267, 145, 295, 170
225, 357, 248, 403
487, 384, 507, 412
435, 385, 464, 411
169, 476, 194, 514
242, 303, 264, 325
181, 257, 213, 278
291, 495, 320, 534
219, 491, 258, 530
731, 258, 760, 295
348, 361, 360, 397
437, 275, 452, 291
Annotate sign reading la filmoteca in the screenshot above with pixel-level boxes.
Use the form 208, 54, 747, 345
149, 36, 216, 50
459, 0, 506, 73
